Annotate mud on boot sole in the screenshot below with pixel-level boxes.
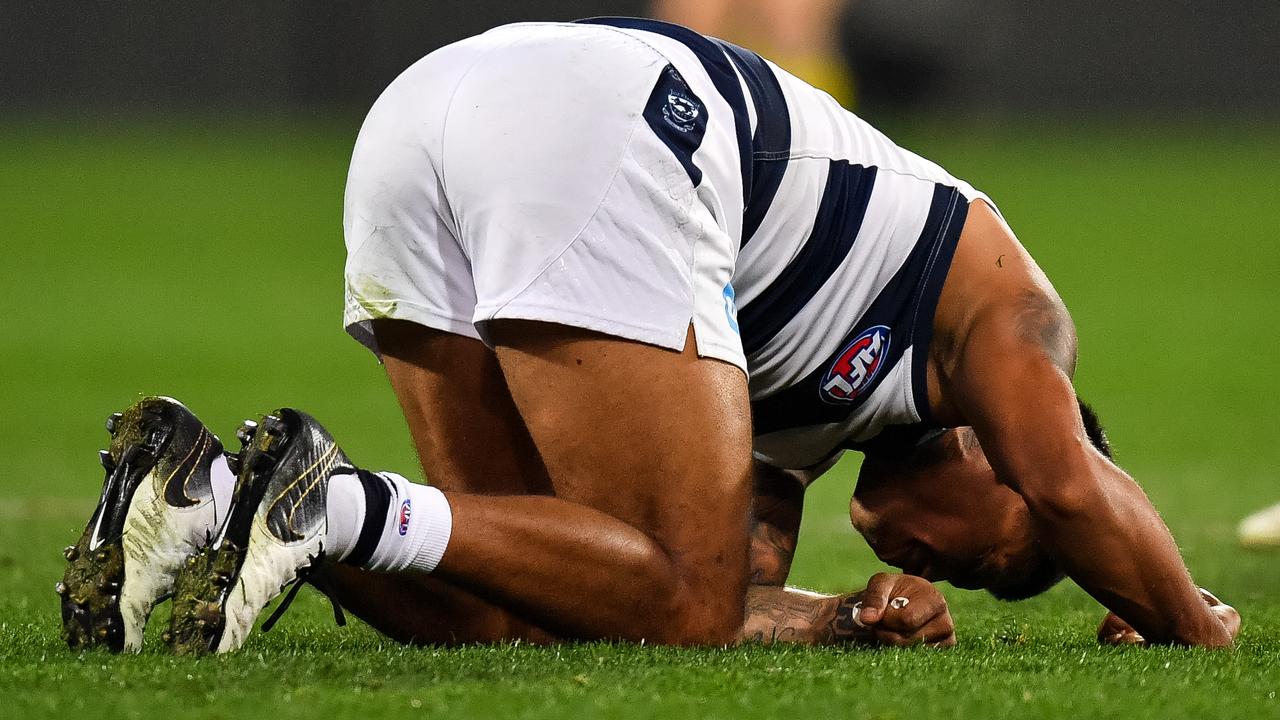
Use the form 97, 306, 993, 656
59, 403, 174, 652
165, 417, 285, 654
166, 542, 244, 655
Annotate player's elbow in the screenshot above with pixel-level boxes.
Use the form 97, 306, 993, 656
1010, 445, 1106, 521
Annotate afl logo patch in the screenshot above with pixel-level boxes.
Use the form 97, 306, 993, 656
663, 89, 701, 132
397, 499, 412, 536
820, 326, 891, 404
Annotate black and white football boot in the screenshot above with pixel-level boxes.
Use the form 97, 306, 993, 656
167, 408, 351, 654
58, 397, 226, 653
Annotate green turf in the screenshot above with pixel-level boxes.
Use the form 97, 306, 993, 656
1, 119, 1278, 718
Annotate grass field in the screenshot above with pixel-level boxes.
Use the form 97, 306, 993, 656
1, 119, 1278, 718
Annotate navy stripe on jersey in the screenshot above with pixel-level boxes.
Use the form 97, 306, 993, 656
643, 65, 709, 186
710, 39, 791, 248
578, 17, 753, 201
908, 187, 967, 426
751, 184, 964, 437
738, 161, 878, 356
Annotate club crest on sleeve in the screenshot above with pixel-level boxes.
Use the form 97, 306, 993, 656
663, 88, 702, 132
819, 325, 891, 404
397, 498, 412, 536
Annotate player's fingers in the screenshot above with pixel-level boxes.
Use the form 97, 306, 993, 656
1100, 628, 1145, 645
859, 573, 895, 625
870, 604, 952, 645
1212, 603, 1242, 640
871, 627, 916, 647
1097, 613, 1144, 645
880, 591, 946, 633
873, 613, 955, 648
1096, 611, 1146, 645
923, 615, 957, 648
928, 632, 958, 649
915, 612, 956, 647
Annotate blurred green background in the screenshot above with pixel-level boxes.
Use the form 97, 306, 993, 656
1, 119, 1277, 719
2, 1, 1279, 717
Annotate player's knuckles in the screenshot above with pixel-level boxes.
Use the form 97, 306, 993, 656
876, 614, 954, 648
922, 624, 956, 648
1099, 628, 1143, 645
898, 591, 948, 627
917, 616, 955, 647
1214, 604, 1242, 637
890, 601, 938, 630
1096, 612, 1133, 639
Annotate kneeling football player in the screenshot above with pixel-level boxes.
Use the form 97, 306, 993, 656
59, 18, 1233, 652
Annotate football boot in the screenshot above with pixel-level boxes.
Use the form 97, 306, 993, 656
1239, 501, 1280, 549
167, 408, 350, 654
59, 397, 225, 652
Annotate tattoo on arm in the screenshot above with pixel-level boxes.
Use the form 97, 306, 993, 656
1014, 289, 1077, 376
741, 586, 830, 644
749, 460, 804, 586
827, 592, 876, 645
740, 587, 875, 646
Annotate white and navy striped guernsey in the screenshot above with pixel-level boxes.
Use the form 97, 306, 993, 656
578, 18, 992, 470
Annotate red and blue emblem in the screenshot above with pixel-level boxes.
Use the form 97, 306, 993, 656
820, 326, 891, 404
397, 498, 413, 536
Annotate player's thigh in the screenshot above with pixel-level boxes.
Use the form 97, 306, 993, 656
490, 320, 754, 591
373, 318, 551, 495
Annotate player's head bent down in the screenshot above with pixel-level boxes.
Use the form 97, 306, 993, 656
850, 400, 1112, 600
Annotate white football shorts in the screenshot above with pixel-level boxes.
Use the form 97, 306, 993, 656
342, 22, 747, 372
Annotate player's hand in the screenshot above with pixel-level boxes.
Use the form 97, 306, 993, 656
1098, 588, 1241, 645
852, 572, 956, 648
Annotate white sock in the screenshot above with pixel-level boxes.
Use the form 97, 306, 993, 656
325, 470, 453, 573
209, 454, 236, 529
324, 472, 366, 562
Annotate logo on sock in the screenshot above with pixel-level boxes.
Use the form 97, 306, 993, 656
397, 498, 412, 536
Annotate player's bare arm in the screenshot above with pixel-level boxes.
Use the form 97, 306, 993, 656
739, 459, 955, 647
928, 201, 1232, 647
741, 575, 955, 648
747, 460, 812, 586
1098, 588, 1241, 645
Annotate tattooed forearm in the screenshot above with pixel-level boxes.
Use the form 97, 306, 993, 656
740, 586, 830, 644
1014, 288, 1077, 376
827, 592, 876, 644
739, 587, 875, 646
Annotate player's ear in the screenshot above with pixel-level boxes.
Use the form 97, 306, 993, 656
849, 494, 878, 537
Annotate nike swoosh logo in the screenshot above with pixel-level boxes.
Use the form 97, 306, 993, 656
162, 428, 212, 508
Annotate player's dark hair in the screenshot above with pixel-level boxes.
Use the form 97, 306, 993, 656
1078, 399, 1113, 460
988, 397, 1110, 601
